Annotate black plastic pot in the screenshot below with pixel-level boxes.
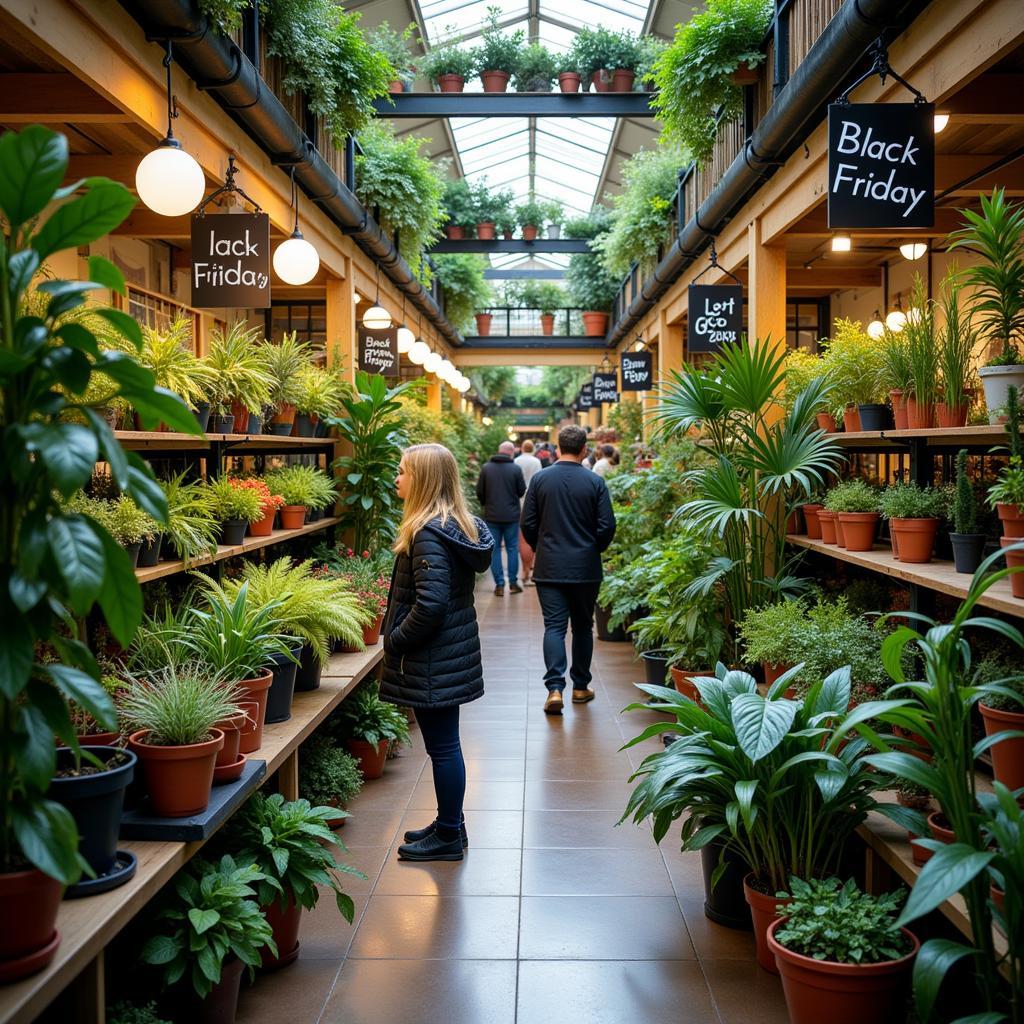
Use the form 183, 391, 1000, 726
950, 532, 987, 574
595, 604, 627, 642
294, 642, 323, 692
218, 518, 248, 546
246, 409, 264, 435
307, 507, 324, 523
314, 417, 328, 438
271, 422, 294, 436
641, 649, 671, 687
293, 414, 316, 437
701, 840, 753, 929
137, 533, 163, 567
857, 403, 893, 431
208, 413, 235, 434
265, 645, 301, 723
193, 402, 211, 433
49, 746, 136, 877
122, 540, 141, 568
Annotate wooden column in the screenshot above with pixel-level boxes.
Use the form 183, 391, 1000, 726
657, 307, 684, 382
326, 263, 357, 385
446, 384, 461, 411
747, 219, 787, 350
426, 377, 442, 413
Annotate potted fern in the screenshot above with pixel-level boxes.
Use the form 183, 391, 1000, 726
950, 449, 986, 573
160, 471, 219, 563
475, 6, 523, 93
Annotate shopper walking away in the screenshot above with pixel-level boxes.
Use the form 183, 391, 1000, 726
515, 440, 543, 586
592, 444, 616, 478
521, 425, 616, 715
382, 443, 493, 862
476, 440, 525, 595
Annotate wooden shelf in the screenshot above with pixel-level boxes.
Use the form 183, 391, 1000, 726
113, 430, 335, 452
0, 646, 383, 1024
135, 517, 341, 583
825, 424, 1009, 450
788, 534, 1024, 617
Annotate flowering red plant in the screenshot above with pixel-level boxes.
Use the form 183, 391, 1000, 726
231, 476, 286, 511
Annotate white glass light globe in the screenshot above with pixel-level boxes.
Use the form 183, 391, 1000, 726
899, 242, 928, 261
424, 351, 443, 373
457, 377, 471, 393
273, 234, 320, 285
934, 114, 949, 133
136, 143, 205, 217
362, 305, 392, 330
866, 319, 886, 341
408, 340, 430, 365
438, 359, 455, 381
396, 326, 415, 353
886, 310, 907, 333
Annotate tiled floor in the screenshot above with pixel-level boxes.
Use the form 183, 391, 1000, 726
237, 582, 789, 1024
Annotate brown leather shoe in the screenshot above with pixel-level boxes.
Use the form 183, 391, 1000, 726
543, 690, 564, 715
494, 585, 504, 596
509, 583, 523, 594
572, 689, 595, 704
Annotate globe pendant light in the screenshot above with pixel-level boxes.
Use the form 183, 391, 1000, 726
362, 264, 392, 330
396, 326, 415, 353
438, 358, 455, 381
409, 339, 430, 365
866, 309, 885, 341
886, 295, 907, 333
424, 351, 443, 374
273, 167, 320, 285
136, 42, 205, 218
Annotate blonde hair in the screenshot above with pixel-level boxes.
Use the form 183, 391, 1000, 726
394, 443, 479, 555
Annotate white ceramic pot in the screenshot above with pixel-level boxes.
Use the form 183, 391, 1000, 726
979, 363, 1024, 422
546, 224, 562, 239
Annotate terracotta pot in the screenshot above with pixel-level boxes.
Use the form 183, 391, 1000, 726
888, 523, 900, 560
363, 612, 385, 646
890, 390, 908, 430
249, 502, 277, 538
128, 728, 224, 818
0, 869, 62, 979
730, 59, 760, 86
816, 412, 838, 432
229, 400, 250, 435
476, 221, 496, 240
272, 402, 296, 429
980, 701, 1024, 791
480, 69, 510, 92
611, 68, 635, 92
890, 518, 937, 563
834, 514, 847, 548
558, 72, 581, 92
838, 512, 879, 552
502, 228, 514, 240
817, 508, 837, 545
445, 224, 465, 240
238, 673, 273, 754
581, 311, 608, 337
993, 884, 1005, 919
997, 502, 1024, 538
893, 724, 932, 762
437, 74, 464, 93
1001, 537, 1024, 597
905, 395, 934, 430
388, 79, 404, 93
786, 508, 802, 534
802, 503, 823, 539
279, 505, 306, 530
522, 224, 538, 241
669, 667, 708, 703
262, 892, 302, 969
62, 730, 120, 747
540, 313, 555, 336
843, 404, 862, 433
762, 663, 793, 688
913, 812, 955, 865
591, 69, 611, 92
213, 713, 246, 768
936, 400, 969, 428
767, 917, 917, 1024
474, 312, 493, 336
347, 738, 389, 780
744, 874, 791, 974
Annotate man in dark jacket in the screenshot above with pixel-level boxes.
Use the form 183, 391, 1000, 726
476, 441, 526, 595
521, 424, 616, 714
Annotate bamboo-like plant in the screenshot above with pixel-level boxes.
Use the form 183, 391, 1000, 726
879, 327, 914, 395
904, 276, 940, 410
937, 269, 979, 413
204, 321, 273, 414
138, 315, 215, 410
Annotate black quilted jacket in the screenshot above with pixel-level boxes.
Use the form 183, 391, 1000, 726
380, 515, 494, 708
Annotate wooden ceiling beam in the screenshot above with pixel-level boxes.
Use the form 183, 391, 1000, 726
941, 75, 1024, 124
0, 73, 132, 122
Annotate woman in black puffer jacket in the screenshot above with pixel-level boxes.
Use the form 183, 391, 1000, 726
382, 443, 493, 862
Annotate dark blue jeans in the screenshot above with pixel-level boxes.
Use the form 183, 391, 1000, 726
536, 582, 600, 692
414, 705, 465, 832
486, 520, 519, 586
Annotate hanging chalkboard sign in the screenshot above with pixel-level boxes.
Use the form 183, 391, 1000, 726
358, 327, 398, 375
827, 102, 934, 229
688, 283, 743, 353
592, 371, 619, 405
620, 351, 653, 391
578, 382, 594, 409
190, 212, 271, 308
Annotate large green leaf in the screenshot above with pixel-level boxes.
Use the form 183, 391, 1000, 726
0, 609, 33, 700
0, 125, 68, 227
95, 524, 142, 647
912, 938, 976, 1023
44, 664, 117, 731
897, 843, 994, 926
11, 798, 83, 884
188, 908, 221, 935
21, 422, 98, 496
730, 692, 797, 760
31, 182, 136, 261
48, 515, 106, 614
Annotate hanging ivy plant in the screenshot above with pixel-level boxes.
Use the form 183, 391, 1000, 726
432, 254, 492, 333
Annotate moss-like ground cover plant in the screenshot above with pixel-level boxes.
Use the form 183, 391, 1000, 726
0, 124, 200, 885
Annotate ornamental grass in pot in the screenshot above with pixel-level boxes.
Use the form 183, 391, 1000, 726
767, 878, 917, 1024
161, 471, 219, 565
298, 735, 364, 830
259, 332, 310, 435
224, 793, 364, 969
936, 272, 978, 428
824, 480, 879, 553
879, 482, 941, 564
332, 683, 411, 780
903, 276, 940, 430
207, 476, 264, 546
950, 448, 987, 574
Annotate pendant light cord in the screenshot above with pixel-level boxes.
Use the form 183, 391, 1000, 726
163, 42, 177, 140
290, 166, 300, 235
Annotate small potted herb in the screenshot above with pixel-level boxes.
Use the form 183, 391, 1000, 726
878, 483, 941, 563
514, 42, 556, 92
264, 464, 316, 529
950, 448, 987, 573
766, 877, 917, 1024
474, 6, 523, 93
736, 601, 805, 688
543, 199, 565, 240
419, 33, 476, 93
824, 480, 879, 552
141, 855, 276, 1022
332, 682, 411, 779
516, 198, 546, 242
555, 53, 581, 93
299, 735, 364, 829
207, 476, 264, 546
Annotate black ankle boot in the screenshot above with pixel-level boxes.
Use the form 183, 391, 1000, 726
397, 830, 464, 862
404, 817, 469, 848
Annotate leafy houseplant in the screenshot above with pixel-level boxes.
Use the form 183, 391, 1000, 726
652, 0, 772, 164
298, 735, 363, 824
162, 471, 220, 563
264, 464, 336, 527
141, 855, 276, 1006
433, 253, 492, 332
555, 51, 582, 92
368, 21, 417, 89
475, 6, 524, 91
293, 363, 346, 427
878, 482, 941, 563
441, 178, 476, 236
332, 682, 411, 778
231, 477, 284, 537
950, 448, 987, 574
515, 199, 546, 240
260, 332, 311, 433
207, 476, 264, 545
824, 479, 879, 552
736, 599, 806, 682
419, 32, 476, 91
571, 27, 640, 90
138, 316, 214, 420
203, 321, 272, 429
0, 124, 201, 976
936, 271, 978, 426
514, 43, 556, 92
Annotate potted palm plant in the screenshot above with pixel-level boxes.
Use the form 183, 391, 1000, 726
474, 6, 523, 92
334, 682, 411, 779
879, 483, 941, 563
203, 322, 272, 434
950, 449, 987, 574
260, 332, 311, 435
298, 735, 364, 829
949, 188, 1024, 422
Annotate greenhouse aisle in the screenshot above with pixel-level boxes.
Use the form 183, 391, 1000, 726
236, 583, 789, 1024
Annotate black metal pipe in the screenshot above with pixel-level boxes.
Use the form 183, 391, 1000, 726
606, 0, 923, 348
122, 0, 462, 346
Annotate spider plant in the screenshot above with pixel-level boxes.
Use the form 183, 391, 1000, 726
294, 363, 348, 418
138, 315, 215, 410
204, 321, 273, 415
654, 340, 842, 659
162, 471, 219, 563
259, 332, 312, 409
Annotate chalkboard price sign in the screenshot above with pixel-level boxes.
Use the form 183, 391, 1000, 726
358, 327, 398, 375
592, 371, 619, 405
578, 382, 594, 410
620, 351, 653, 391
688, 283, 743, 353
190, 212, 271, 308
828, 102, 934, 229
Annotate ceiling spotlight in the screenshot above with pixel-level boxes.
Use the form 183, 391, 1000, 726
899, 241, 928, 261
396, 326, 415, 354
408, 340, 430, 365
831, 234, 852, 253
272, 166, 320, 285
934, 113, 949, 133
424, 351, 443, 373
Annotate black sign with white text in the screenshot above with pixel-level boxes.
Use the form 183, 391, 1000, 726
578, 382, 594, 410
190, 212, 271, 308
688, 284, 743, 353
358, 327, 398, 375
828, 102, 934, 229
592, 372, 619, 405
620, 351, 653, 391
